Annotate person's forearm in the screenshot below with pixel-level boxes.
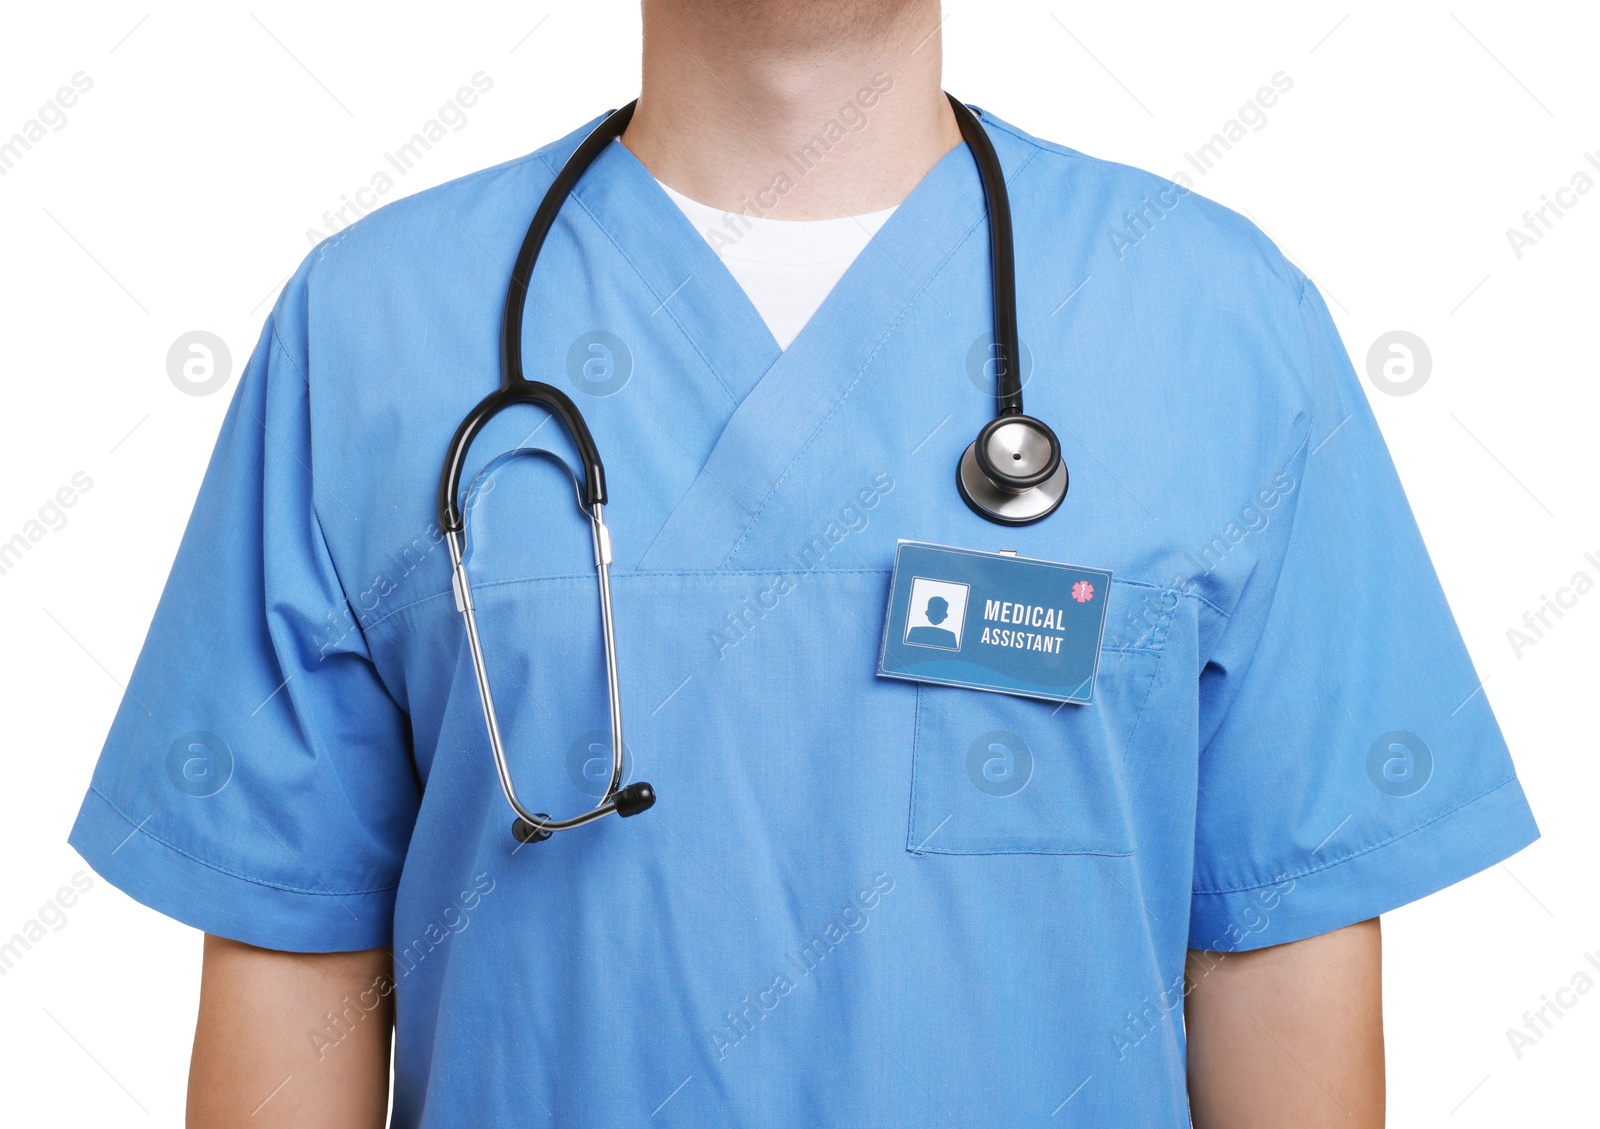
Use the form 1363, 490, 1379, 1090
187, 935, 393, 1129
1185, 918, 1385, 1128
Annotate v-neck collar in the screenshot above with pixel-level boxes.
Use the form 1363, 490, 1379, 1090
545, 109, 1038, 571
563, 139, 781, 405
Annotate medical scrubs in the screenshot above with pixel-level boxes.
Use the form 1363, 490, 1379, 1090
71, 108, 1538, 1127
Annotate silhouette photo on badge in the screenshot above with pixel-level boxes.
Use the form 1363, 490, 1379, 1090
903, 576, 969, 650
907, 595, 961, 649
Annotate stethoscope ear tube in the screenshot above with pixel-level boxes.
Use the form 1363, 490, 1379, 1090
436, 101, 653, 847
437, 101, 638, 536
437, 381, 608, 534
946, 95, 1023, 420
513, 780, 654, 843
500, 103, 636, 397
947, 95, 1068, 523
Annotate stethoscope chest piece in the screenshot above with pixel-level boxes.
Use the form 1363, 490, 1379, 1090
957, 414, 1069, 526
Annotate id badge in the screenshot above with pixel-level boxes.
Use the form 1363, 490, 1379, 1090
877, 541, 1113, 705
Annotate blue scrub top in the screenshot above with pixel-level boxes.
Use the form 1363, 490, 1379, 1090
71, 108, 1537, 1127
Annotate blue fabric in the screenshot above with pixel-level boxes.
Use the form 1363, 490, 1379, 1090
70, 108, 1536, 1126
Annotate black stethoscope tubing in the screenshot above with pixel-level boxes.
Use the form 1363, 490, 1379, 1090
437, 95, 1069, 843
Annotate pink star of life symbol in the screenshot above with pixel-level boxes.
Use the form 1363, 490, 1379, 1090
1071, 580, 1095, 604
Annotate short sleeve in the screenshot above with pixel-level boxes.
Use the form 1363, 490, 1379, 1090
68, 283, 419, 953
1189, 279, 1538, 952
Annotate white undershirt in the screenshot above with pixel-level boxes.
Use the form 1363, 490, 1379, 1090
657, 180, 897, 349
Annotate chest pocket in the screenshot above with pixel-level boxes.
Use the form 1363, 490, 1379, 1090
906, 587, 1166, 856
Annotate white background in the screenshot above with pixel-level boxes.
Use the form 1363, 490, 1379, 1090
0, 1, 1594, 1123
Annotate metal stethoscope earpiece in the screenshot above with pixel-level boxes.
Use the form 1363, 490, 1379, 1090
946, 95, 1069, 527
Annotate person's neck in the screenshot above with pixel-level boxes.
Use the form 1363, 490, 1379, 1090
622, 0, 960, 219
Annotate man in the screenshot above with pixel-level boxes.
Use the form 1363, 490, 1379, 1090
70, 2, 1536, 1126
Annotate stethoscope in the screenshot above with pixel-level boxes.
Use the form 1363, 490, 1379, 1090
438, 95, 1068, 844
